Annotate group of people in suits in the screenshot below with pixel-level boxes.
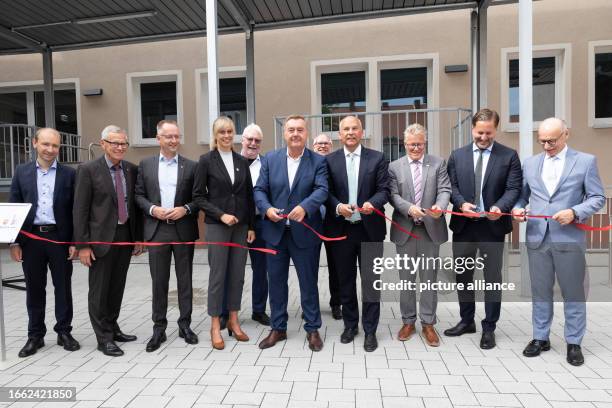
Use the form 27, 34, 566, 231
9, 107, 605, 366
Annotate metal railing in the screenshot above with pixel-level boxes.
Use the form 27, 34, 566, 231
273, 107, 473, 161
0, 123, 84, 181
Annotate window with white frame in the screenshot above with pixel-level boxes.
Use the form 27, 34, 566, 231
589, 41, 612, 128
127, 71, 182, 146
501, 45, 571, 131
0, 84, 79, 134
321, 70, 366, 132
196, 67, 247, 144
311, 55, 437, 156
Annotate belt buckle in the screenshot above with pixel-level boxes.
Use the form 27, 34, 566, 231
39, 225, 50, 232
166, 219, 175, 224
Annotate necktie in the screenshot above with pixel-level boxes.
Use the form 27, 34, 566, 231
474, 149, 485, 211
113, 165, 128, 224
412, 160, 422, 207
347, 153, 360, 221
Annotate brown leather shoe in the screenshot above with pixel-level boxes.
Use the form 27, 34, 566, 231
397, 324, 416, 341
227, 321, 250, 342
258, 330, 287, 349
307, 330, 323, 352
210, 329, 225, 350
422, 324, 440, 347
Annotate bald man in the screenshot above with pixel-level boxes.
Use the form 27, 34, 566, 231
9, 128, 80, 357
513, 118, 605, 366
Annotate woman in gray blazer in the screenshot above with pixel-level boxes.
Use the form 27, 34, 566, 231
193, 116, 256, 350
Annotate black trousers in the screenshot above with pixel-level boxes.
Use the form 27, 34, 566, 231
452, 220, 505, 332
21, 229, 73, 338
88, 224, 133, 344
323, 240, 341, 307
332, 223, 382, 335
148, 223, 194, 333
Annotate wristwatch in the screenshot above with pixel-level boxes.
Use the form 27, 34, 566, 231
183, 204, 191, 214
571, 208, 578, 221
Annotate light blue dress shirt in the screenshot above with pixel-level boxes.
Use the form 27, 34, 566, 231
159, 154, 178, 209
34, 160, 57, 225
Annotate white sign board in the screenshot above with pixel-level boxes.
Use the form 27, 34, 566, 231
0, 203, 32, 244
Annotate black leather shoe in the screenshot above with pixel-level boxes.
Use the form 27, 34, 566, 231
480, 331, 496, 350
57, 333, 80, 351
331, 305, 343, 320
97, 341, 124, 357
443, 321, 477, 337
252, 312, 271, 326
340, 327, 358, 344
146, 332, 167, 352
363, 333, 378, 352
523, 339, 551, 357
220, 315, 229, 331
178, 327, 199, 344
567, 344, 584, 366
113, 331, 137, 342
18, 337, 44, 358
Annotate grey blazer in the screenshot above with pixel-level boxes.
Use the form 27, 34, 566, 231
388, 154, 451, 245
514, 147, 605, 250
135, 154, 199, 242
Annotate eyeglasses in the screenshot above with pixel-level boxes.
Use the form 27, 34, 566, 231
159, 134, 181, 140
103, 140, 129, 149
244, 137, 262, 144
538, 133, 565, 147
405, 143, 425, 150
314, 141, 331, 145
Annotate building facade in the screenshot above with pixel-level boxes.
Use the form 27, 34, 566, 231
0, 0, 611, 187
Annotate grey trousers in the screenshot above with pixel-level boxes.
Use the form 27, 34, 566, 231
528, 233, 587, 345
206, 223, 248, 317
396, 225, 439, 325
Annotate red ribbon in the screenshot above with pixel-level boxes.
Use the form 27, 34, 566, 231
359, 207, 420, 239
428, 209, 611, 232
18, 230, 278, 255
279, 215, 347, 241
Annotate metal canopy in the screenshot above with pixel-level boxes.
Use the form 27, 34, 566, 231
0, 0, 510, 55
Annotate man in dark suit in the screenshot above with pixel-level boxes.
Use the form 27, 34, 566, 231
325, 115, 389, 352
135, 120, 199, 352
9, 127, 80, 357
74, 125, 143, 357
254, 114, 328, 351
445, 108, 522, 349
313, 133, 342, 321
240, 123, 270, 326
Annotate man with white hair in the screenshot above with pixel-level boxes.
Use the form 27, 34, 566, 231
388, 124, 450, 347
513, 118, 605, 366
74, 125, 143, 357
240, 123, 271, 326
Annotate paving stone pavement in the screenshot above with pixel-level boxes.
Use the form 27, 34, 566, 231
0, 249, 611, 407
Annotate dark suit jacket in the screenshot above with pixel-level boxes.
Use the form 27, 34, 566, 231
73, 155, 142, 257
325, 146, 390, 242
447, 142, 522, 237
9, 161, 75, 244
253, 147, 328, 248
193, 149, 255, 230
135, 154, 199, 242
